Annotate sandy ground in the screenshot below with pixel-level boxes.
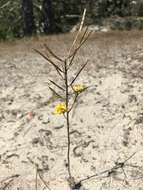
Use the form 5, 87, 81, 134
0, 31, 143, 190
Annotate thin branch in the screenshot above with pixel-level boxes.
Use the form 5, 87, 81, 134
79, 26, 89, 44
70, 60, 89, 86
44, 44, 64, 62
1, 179, 13, 190
123, 152, 136, 164
38, 172, 52, 190
68, 30, 91, 60
68, 9, 86, 56
68, 31, 91, 69
79, 9, 86, 32
79, 168, 112, 183
78, 152, 137, 184
68, 94, 78, 113
49, 80, 65, 91
77, 30, 92, 48
122, 167, 128, 179
0, 175, 20, 190
0, 175, 20, 184
67, 28, 88, 69
68, 27, 88, 67
33, 49, 63, 73
49, 86, 64, 99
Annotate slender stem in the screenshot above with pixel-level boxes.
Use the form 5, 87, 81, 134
68, 93, 78, 113
38, 172, 52, 190
64, 60, 72, 179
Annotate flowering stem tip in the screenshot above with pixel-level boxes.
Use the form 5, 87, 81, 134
54, 102, 67, 115
73, 84, 86, 94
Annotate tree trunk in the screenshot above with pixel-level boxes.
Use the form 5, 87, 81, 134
42, 0, 54, 34
22, 0, 36, 36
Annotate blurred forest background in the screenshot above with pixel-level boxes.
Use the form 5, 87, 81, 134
0, 0, 143, 40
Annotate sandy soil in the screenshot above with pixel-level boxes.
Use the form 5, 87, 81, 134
0, 31, 143, 190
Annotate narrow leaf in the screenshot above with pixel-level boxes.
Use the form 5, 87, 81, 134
49, 87, 63, 99
44, 44, 64, 62
70, 60, 89, 86
68, 30, 91, 69
49, 80, 65, 91
38, 172, 52, 190
79, 27, 89, 44
69, 30, 92, 60
68, 9, 86, 56
33, 49, 63, 72
68, 27, 88, 67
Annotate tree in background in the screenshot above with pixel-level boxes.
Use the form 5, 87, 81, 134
22, 0, 36, 36
41, 0, 54, 33
1, 0, 143, 40
104, 0, 131, 17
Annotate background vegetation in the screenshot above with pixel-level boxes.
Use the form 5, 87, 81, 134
0, 0, 143, 40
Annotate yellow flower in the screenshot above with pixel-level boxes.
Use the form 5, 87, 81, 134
73, 84, 86, 94
53, 103, 67, 115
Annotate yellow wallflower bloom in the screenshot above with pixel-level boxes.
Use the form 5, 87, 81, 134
54, 103, 67, 114
73, 84, 86, 94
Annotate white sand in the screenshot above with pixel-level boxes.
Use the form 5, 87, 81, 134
0, 33, 143, 190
